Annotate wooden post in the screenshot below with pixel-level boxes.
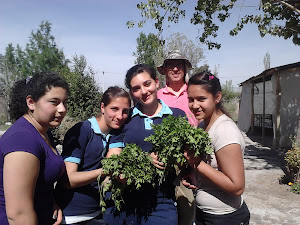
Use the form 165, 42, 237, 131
262, 73, 265, 145
251, 82, 254, 134
273, 72, 281, 149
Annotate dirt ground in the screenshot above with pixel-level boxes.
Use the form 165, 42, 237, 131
243, 133, 300, 225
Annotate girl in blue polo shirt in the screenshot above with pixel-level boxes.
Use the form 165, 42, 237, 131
104, 64, 186, 225
56, 86, 131, 225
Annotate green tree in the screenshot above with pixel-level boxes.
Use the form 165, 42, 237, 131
0, 46, 24, 121
133, 32, 163, 68
0, 21, 101, 124
127, 0, 300, 49
24, 20, 69, 75
62, 54, 102, 121
221, 80, 240, 101
133, 32, 165, 86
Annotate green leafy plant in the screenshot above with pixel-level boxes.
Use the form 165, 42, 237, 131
284, 137, 300, 185
97, 143, 156, 212
291, 183, 300, 195
145, 115, 212, 183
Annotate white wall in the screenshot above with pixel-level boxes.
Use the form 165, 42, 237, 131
237, 82, 252, 132
253, 81, 275, 115
278, 69, 300, 147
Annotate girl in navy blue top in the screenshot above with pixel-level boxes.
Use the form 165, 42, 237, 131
0, 72, 69, 225
57, 86, 131, 224
105, 64, 186, 225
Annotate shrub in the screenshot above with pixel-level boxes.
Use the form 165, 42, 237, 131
50, 115, 79, 147
291, 183, 300, 194
284, 136, 300, 191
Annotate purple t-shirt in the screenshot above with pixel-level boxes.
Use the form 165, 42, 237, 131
0, 117, 65, 225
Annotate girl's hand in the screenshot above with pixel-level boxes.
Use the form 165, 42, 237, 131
115, 174, 128, 184
180, 167, 198, 190
182, 175, 198, 190
150, 152, 165, 170
52, 202, 63, 225
183, 149, 202, 169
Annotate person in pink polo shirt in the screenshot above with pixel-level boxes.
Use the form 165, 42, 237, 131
157, 50, 197, 225
157, 50, 198, 127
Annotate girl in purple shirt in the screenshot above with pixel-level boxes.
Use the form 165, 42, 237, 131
0, 72, 69, 225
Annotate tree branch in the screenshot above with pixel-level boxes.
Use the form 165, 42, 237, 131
274, 0, 300, 15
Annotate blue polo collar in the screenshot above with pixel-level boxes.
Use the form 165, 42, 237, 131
88, 117, 111, 156
132, 100, 173, 118
88, 117, 109, 139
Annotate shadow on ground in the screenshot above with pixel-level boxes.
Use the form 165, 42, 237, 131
243, 133, 300, 225
244, 133, 287, 173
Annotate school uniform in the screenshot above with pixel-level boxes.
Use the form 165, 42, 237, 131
58, 117, 109, 224
104, 100, 185, 225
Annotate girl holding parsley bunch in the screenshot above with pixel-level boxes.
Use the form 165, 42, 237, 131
56, 86, 131, 225
183, 72, 250, 225
104, 64, 186, 225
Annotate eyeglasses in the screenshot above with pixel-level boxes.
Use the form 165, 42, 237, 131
166, 61, 185, 70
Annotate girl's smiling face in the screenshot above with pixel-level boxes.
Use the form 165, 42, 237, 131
28, 86, 68, 129
188, 84, 221, 123
101, 97, 130, 129
130, 72, 159, 106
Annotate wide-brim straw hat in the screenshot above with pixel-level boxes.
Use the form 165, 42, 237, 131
157, 50, 192, 75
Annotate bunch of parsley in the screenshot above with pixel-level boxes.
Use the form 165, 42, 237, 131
97, 143, 156, 212
144, 115, 212, 183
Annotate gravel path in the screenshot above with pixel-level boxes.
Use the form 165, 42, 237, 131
243, 134, 300, 225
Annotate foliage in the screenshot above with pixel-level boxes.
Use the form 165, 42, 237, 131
144, 115, 212, 183
61, 55, 102, 121
291, 183, 300, 195
221, 80, 240, 101
127, 0, 300, 49
284, 136, 300, 184
0, 52, 21, 121
0, 21, 102, 124
50, 115, 79, 147
0, 21, 69, 121
133, 32, 207, 87
133, 32, 165, 87
192, 63, 211, 75
223, 97, 239, 122
134, 32, 163, 68
24, 20, 69, 75
1, 21, 68, 78
98, 143, 156, 212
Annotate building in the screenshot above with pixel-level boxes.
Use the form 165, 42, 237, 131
238, 62, 300, 149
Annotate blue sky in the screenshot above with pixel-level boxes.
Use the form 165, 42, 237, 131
1, 0, 299, 90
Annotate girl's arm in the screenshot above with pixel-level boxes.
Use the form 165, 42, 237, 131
106, 147, 122, 158
64, 162, 103, 188
65, 147, 124, 188
185, 143, 245, 196
4, 152, 39, 225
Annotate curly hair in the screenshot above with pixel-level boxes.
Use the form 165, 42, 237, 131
9, 71, 69, 121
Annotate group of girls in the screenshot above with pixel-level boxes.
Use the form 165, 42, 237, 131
0, 65, 250, 225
